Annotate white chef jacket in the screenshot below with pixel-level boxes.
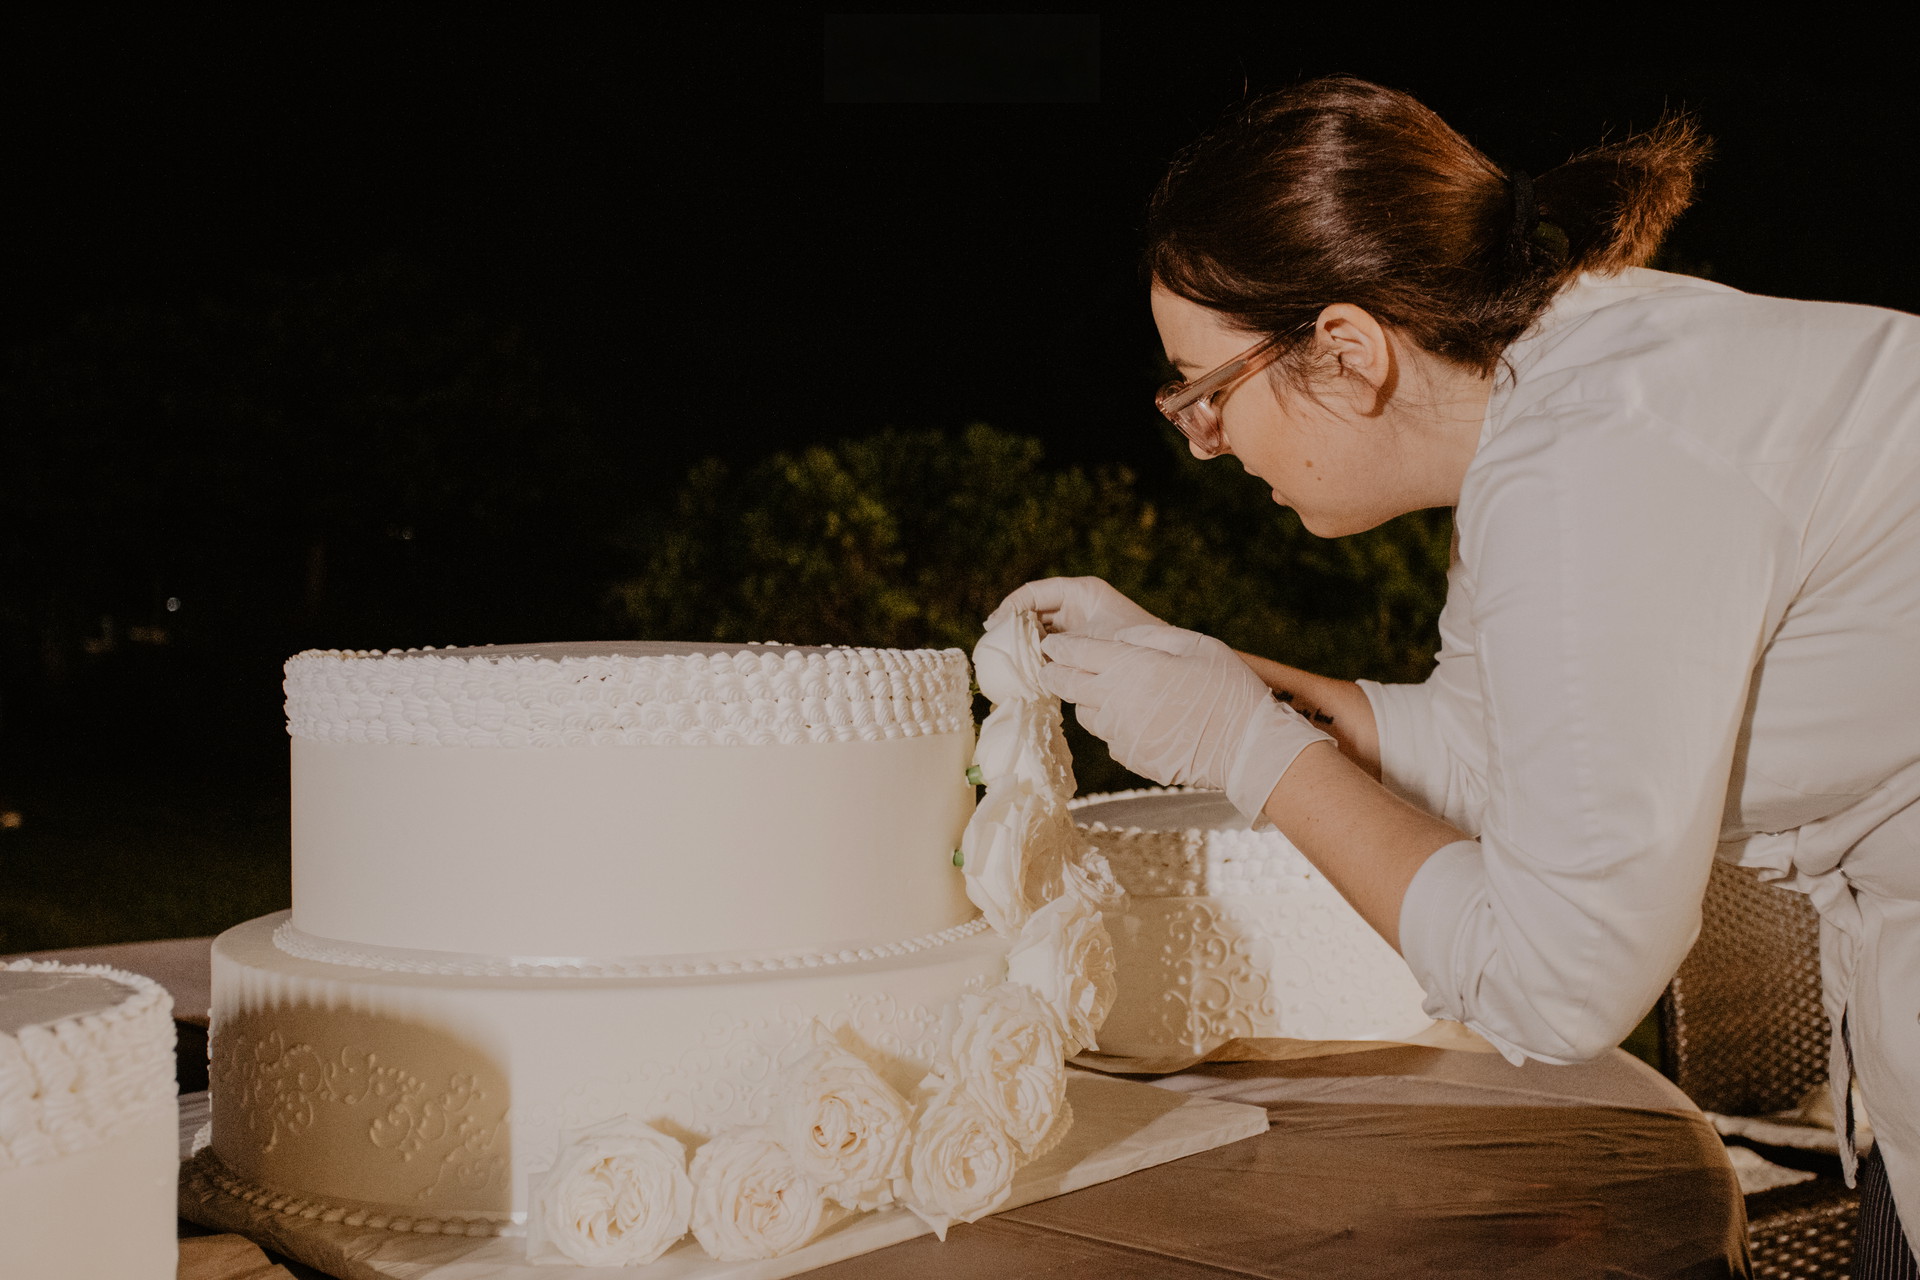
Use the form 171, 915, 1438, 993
1359, 268, 1920, 1236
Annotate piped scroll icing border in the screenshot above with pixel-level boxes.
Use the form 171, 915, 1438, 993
284, 645, 972, 747
0, 960, 176, 1170
271, 916, 992, 978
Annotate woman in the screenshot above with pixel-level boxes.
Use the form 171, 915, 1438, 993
992, 77, 1920, 1272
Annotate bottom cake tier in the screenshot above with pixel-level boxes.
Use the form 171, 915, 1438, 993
208, 911, 1011, 1236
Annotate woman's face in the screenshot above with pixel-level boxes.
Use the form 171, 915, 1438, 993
1150, 286, 1464, 537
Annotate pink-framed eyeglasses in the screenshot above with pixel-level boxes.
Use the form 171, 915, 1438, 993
1154, 335, 1284, 457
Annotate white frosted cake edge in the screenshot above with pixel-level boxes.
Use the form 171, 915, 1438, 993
284, 645, 973, 747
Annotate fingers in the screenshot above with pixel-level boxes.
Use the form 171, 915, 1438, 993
984, 578, 1074, 632
1112, 623, 1211, 658
1036, 657, 1105, 710
1071, 698, 1118, 747
1039, 631, 1136, 674
984, 576, 1129, 633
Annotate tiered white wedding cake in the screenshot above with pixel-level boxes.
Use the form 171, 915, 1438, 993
1070, 788, 1437, 1071
198, 629, 1119, 1266
1, 960, 179, 1280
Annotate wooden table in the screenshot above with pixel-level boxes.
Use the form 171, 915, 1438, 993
21, 938, 1750, 1279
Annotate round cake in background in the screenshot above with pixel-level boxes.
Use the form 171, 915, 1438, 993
0, 960, 179, 1280
1070, 788, 1437, 1070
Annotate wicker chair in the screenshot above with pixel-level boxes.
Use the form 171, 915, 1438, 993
1659, 857, 1858, 1279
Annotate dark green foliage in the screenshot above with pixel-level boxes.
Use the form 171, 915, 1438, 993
0, 773, 289, 954
609, 424, 1452, 791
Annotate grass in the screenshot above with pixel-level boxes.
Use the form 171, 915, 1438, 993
0, 769, 290, 954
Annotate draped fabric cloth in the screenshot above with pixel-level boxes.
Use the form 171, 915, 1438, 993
1361, 268, 1920, 1241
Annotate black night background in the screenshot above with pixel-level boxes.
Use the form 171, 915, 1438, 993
2, 14, 1916, 957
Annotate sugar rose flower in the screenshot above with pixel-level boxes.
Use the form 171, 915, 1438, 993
972, 610, 1046, 705
972, 702, 1057, 796
946, 984, 1067, 1154
1017, 800, 1080, 907
526, 1116, 692, 1267
959, 790, 1043, 936
1007, 895, 1118, 1055
689, 1130, 827, 1261
899, 1083, 1020, 1238
1061, 844, 1128, 912
782, 1040, 912, 1211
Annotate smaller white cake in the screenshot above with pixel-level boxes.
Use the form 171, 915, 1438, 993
1070, 789, 1436, 1070
0, 960, 179, 1280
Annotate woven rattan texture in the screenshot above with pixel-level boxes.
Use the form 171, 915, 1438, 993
1660, 859, 1830, 1117
1746, 1182, 1858, 1280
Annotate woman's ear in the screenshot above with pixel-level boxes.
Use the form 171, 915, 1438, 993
1314, 304, 1394, 391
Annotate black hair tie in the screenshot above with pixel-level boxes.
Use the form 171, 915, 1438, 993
1508, 170, 1539, 245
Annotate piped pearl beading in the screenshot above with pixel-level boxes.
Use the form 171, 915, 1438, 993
284, 645, 972, 747
271, 916, 993, 978
185, 1148, 519, 1237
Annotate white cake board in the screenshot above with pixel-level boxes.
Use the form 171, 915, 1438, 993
180, 1072, 1268, 1280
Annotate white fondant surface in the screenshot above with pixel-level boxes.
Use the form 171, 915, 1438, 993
210, 912, 1010, 1227
1073, 789, 1434, 1062
0, 1108, 178, 1280
291, 732, 976, 958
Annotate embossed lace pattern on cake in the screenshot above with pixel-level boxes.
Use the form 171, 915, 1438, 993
198, 983, 962, 1237
212, 1029, 509, 1213
1072, 784, 1332, 893
270, 916, 993, 978
284, 645, 972, 747
1069, 787, 1435, 1059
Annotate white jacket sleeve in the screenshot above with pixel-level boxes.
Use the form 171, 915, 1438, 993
1359, 550, 1490, 835
1396, 408, 1793, 1063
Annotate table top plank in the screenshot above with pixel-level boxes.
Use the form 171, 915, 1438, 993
997, 1102, 1747, 1279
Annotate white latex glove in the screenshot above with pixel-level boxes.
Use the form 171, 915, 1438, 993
985, 576, 1164, 639
1039, 624, 1334, 824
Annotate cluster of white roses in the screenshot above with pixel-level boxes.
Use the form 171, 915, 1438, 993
965, 610, 1125, 1062
525, 611, 1124, 1266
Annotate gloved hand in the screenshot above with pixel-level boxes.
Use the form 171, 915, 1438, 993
1039, 624, 1334, 824
985, 577, 1164, 639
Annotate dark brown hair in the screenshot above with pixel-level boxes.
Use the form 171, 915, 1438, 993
1145, 76, 1709, 378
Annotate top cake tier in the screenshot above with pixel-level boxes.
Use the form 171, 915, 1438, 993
283, 642, 979, 964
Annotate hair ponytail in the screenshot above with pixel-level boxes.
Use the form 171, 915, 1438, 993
1534, 116, 1710, 275
1145, 78, 1711, 377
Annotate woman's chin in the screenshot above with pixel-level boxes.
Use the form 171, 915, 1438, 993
1291, 504, 1374, 539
